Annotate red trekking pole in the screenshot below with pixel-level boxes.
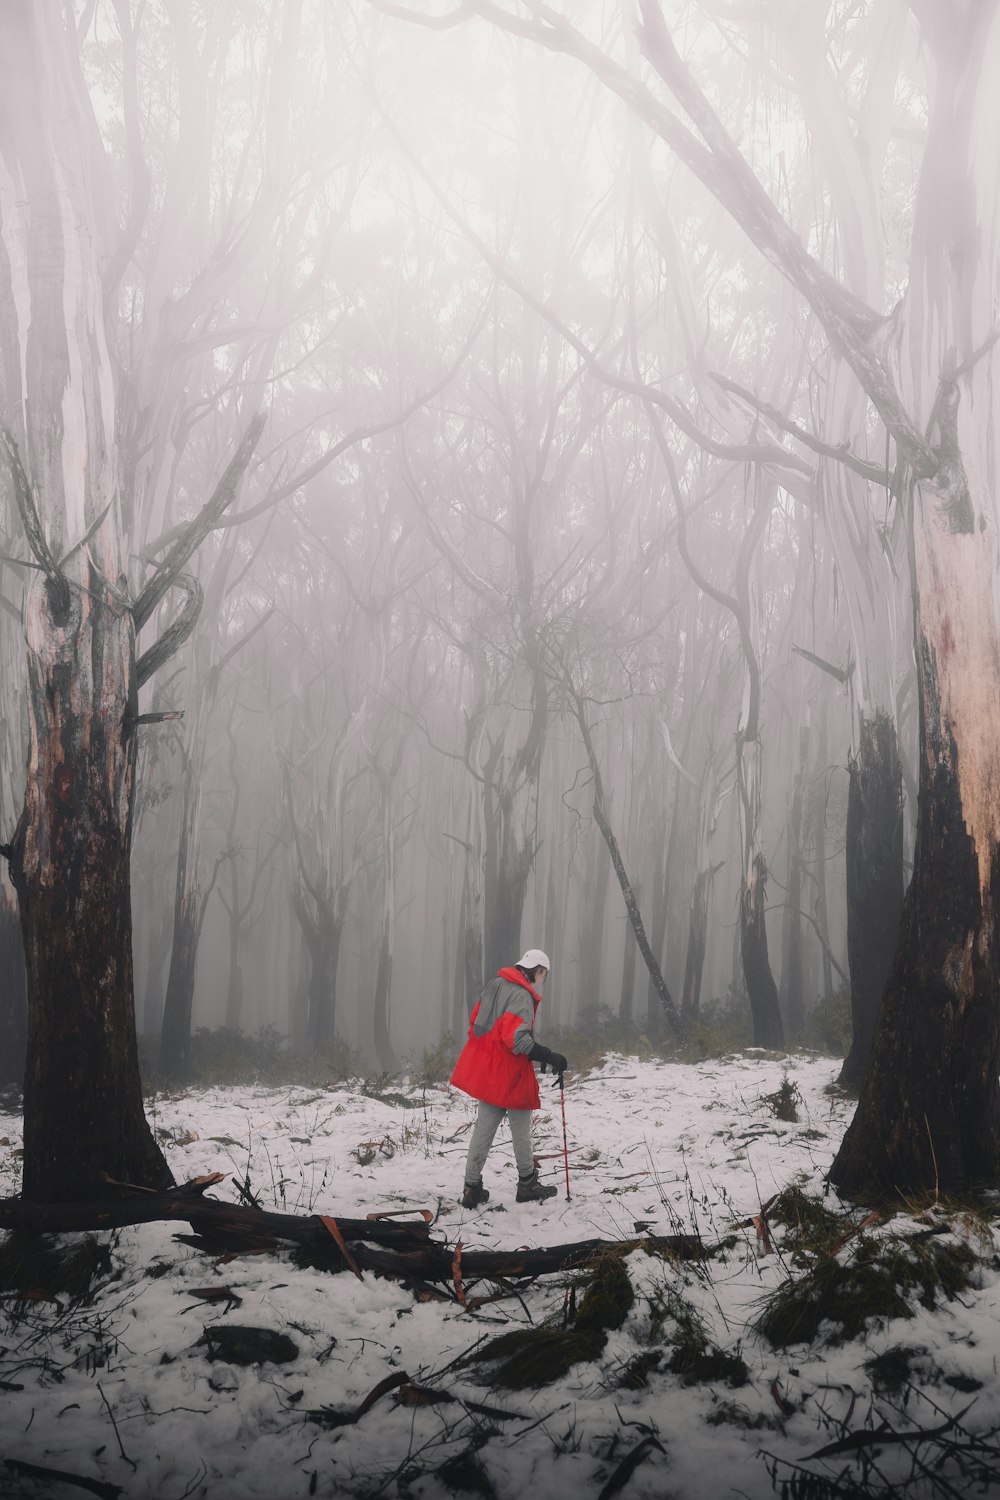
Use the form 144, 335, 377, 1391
557, 1073, 571, 1201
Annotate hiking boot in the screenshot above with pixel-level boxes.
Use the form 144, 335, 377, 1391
516, 1169, 557, 1203
461, 1179, 490, 1208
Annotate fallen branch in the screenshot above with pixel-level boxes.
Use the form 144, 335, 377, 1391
3, 1457, 123, 1500
0, 1180, 725, 1285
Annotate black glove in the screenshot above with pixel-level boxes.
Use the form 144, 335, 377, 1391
529, 1041, 568, 1076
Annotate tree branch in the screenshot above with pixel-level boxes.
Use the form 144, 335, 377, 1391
791, 642, 854, 685
135, 573, 203, 687
0, 427, 70, 616
133, 412, 265, 632
709, 374, 889, 486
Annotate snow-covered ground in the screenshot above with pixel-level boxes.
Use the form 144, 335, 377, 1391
1, 1052, 998, 1500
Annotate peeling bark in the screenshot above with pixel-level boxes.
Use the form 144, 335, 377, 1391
832, 9, 1000, 1194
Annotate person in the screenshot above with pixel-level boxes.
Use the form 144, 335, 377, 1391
450, 948, 568, 1207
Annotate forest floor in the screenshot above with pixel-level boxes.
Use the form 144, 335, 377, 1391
1, 1051, 999, 1500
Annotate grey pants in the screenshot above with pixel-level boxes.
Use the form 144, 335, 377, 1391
464, 1101, 534, 1181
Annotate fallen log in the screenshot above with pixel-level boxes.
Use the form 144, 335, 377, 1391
0, 1179, 727, 1285
0, 1176, 431, 1257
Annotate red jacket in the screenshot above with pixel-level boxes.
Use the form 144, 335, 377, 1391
450, 967, 543, 1110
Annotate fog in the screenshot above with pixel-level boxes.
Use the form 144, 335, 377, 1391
0, 2, 930, 1081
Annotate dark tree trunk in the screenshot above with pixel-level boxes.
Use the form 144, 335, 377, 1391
645, 795, 676, 1039
680, 869, 710, 1026
618, 882, 639, 1027
142, 900, 172, 1038
579, 833, 611, 1021
301, 903, 344, 1048
372, 929, 399, 1073
488, 828, 532, 979
809, 708, 835, 1003
159, 768, 199, 1081
0, 891, 26, 1087
10, 581, 173, 1201
838, 712, 904, 1091
159, 886, 199, 1081
569, 682, 684, 1037
779, 730, 807, 1040
740, 854, 784, 1049
831, 654, 1000, 1192
224, 914, 245, 1033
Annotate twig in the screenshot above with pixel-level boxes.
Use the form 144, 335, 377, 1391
924, 1114, 940, 1204
96, 1381, 137, 1471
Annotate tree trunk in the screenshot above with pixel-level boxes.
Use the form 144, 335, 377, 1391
141, 899, 172, 1038
0, 3, 171, 1200
11, 573, 173, 1198
488, 819, 532, 978
568, 682, 685, 1037
372, 930, 399, 1073
779, 728, 808, 1040
579, 832, 611, 1021
0, 887, 26, 1088
838, 712, 904, 1091
645, 788, 677, 1038
159, 760, 200, 1081
618, 882, 639, 1027
295, 892, 344, 1049
831, 8, 1000, 1194
736, 733, 784, 1049
680, 869, 710, 1026
740, 853, 784, 1049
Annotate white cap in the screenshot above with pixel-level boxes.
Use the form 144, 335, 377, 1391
517, 948, 550, 972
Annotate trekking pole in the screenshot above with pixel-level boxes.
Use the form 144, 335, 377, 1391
556, 1072, 571, 1201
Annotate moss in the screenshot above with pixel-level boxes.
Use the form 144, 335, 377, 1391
461, 1326, 607, 1388
755, 1231, 978, 1349
575, 1254, 634, 1332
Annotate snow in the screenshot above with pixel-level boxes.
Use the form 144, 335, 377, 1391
1, 1052, 999, 1500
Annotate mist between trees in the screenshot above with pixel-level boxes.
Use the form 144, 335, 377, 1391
0, 0, 996, 1202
